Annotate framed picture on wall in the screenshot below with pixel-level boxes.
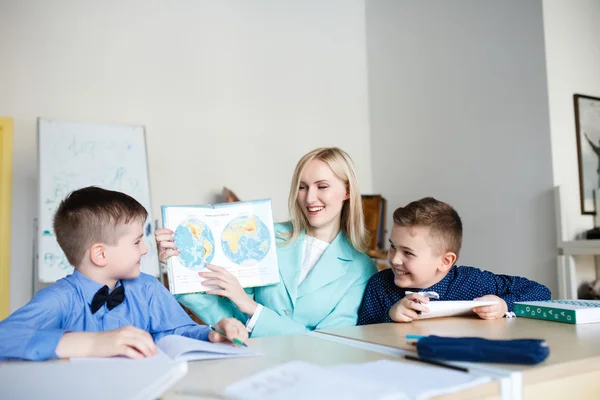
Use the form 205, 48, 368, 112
575, 94, 600, 215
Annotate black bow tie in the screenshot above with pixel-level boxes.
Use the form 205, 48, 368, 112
91, 285, 125, 314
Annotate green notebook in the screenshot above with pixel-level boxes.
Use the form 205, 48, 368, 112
514, 300, 600, 324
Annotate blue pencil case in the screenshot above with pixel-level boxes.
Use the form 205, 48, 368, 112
416, 336, 550, 365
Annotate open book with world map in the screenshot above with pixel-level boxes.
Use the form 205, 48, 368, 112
161, 199, 280, 295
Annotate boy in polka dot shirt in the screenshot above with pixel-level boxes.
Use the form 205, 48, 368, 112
358, 197, 550, 325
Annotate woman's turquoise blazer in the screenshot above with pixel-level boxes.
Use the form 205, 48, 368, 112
176, 223, 378, 337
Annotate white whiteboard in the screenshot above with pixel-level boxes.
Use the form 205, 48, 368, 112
37, 118, 159, 282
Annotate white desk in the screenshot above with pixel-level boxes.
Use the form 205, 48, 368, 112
163, 333, 499, 400
321, 317, 600, 400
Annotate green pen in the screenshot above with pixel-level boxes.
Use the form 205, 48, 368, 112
209, 325, 248, 347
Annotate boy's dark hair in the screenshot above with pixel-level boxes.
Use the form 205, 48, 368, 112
392, 197, 462, 257
53, 186, 148, 267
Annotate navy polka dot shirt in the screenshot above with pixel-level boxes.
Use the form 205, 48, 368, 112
357, 265, 551, 325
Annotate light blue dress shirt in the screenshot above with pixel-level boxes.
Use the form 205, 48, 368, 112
0, 270, 209, 361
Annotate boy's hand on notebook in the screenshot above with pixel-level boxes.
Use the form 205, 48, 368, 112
389, 293, 430, 322
472, 295, 507, 320
208, 318, 249, 344
155, 228, 179, 263
92, 326, 157, 358
55, 326, 157, 359
199, 264, 258, 316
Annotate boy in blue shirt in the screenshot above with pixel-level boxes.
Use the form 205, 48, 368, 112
358, 197, 550, 325
0, 186, 247, 361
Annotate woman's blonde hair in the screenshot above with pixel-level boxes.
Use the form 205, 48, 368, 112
284, 147, 368, 252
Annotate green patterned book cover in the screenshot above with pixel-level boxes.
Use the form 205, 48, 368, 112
514, 300, 600, 324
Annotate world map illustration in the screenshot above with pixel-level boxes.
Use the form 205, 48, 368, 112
174, 219, 215, 269
221, 215, 271, 266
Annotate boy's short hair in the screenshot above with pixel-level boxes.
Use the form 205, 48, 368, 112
392, 197, 462, 257
53, 186, 148, 267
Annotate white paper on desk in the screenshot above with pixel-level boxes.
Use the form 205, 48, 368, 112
419, 300, 498, 319
331, 360, 491, 400
222, 361, 409, 400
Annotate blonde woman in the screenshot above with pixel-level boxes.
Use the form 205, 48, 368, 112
155, 148, 377, 337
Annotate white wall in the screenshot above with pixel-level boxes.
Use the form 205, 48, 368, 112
0, 0, 373, 311
543, 0, 600, 284
7, 0, 595, 310
366, 1, 557, 293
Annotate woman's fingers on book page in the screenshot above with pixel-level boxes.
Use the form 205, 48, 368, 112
198, 270, 222, 279
198, 271, 228, 288
204, 263, 229, 274
200, 266, 237, 285
200, 278, 227, 289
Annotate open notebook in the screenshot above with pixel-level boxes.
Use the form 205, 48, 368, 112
156, 334, 260, 361
71, 334, 260, 362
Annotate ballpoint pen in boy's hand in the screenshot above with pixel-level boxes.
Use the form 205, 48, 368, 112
209, 325, 248, 347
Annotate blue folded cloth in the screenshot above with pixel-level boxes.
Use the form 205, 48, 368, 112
416, 336, 550, 365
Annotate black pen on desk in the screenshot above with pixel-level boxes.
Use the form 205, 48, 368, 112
209, 325, 248, 347
404, 354, 469, 373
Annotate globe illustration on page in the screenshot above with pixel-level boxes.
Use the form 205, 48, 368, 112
221, 215, 271, 266
174, 219, 215, 269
